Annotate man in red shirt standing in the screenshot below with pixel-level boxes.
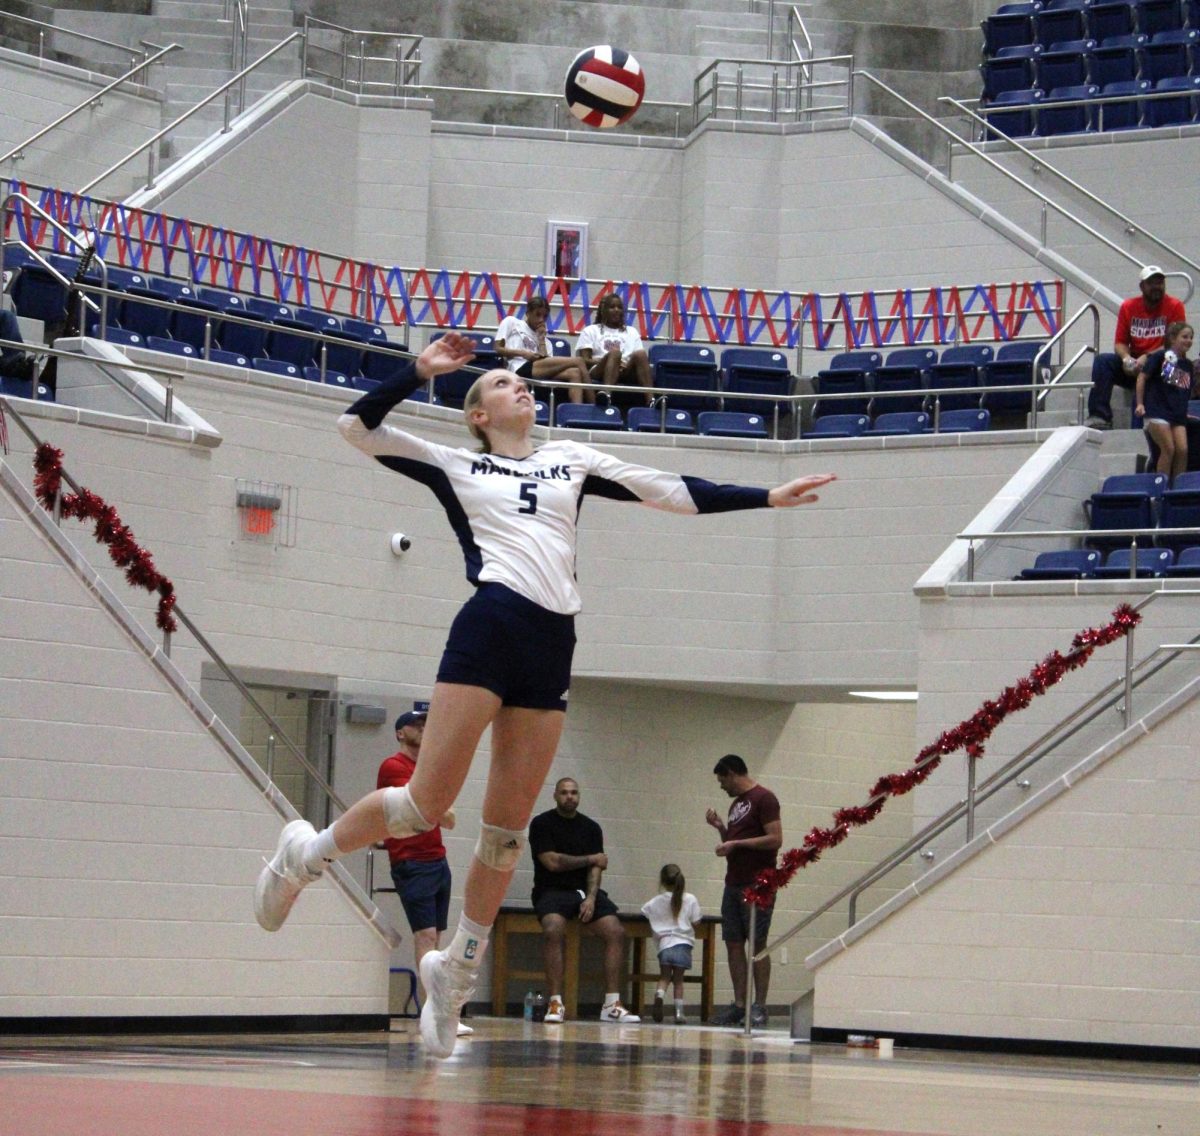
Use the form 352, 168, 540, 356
1087, 266, 1187, 429
378, 701, 471, 1037
705, 754, 782, 1028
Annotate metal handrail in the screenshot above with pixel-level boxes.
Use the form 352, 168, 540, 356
758, 587, 1200, 961
693, 53, 853, 130
1, 44, 183, 173
77, 31, 306, 195
1031, 301, 1100, 414
0, 393, 347, 818
230, 0, 249, 118
1, 193, 108, 334
0, 10, 160, 68
300, 15, 421, 95
939, 93, 1197, 305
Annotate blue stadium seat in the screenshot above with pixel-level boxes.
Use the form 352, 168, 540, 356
311, 367, 353, 391
982, 55, 1037, 101
979, 341, 1046, 413
1097, 78, 1152, 126
149, 277, 197, 302
870, 348, 935, 414
803, 413, 869, 439
146, 335, 196, 359
245, 297, 293, 321
292, 307, 342, 335
864, 411, 930, 436
1094, 547, 1174, 577
1087, 1, 1136, 42
1040, 84, 1101, 132
532, 398, 548, 424
267, 318, 321, 368
933, 408, 992, 432
556, 403, 625, 430
252, 357, 303, 379
1036, 0, 1089, 47
813, 351, 879, 417
1164, 545, 1200, 576
1088, 35, 1147, 85
1136, 0, 1185, 36
407, 386, 440, 405
1037, 46, 1094, 88
926, 345, 992, 411
100, 266, 148, 292
627, 406, 696, 433
1145, 73, 1200, 122
217, 310, 272, 358
361, 343, 411, 384
547, 336, 573, 357
205, 348, 250, 368
1141, 27, 1198, 80
118, 285, 174, 339
1017, 548, 1101, 579
99, 326, 144, 348
1155, 471, 1200, 551
342, 317, 391, 350
170, 297, 223, 351
1084, 472, 1168, 551
983, 7, 1037, 57
719, 347, 791, 416
696, 411, 770, 439
648, 343, 720, 411
315, 330, 366, 377
985, 87, 1045, 136
9, 263, 68, 322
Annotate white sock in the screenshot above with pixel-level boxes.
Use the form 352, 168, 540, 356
447, 913, 490, 969
654, 990, 664, 1000
675, 999, 685, 1014
302, 826, 343, 874
603, 993, 619, 1007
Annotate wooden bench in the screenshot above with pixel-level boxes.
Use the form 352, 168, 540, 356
490, 906, 720, 1021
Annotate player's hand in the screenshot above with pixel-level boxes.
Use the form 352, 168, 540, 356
705, 808, 722, 829
768, 473, 836, 508
1135, 404, 1145, 418
579, 896, 596, 922
416, 332, 476, 379
590, 852, 609, 870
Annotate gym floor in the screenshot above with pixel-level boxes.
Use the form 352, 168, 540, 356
3, 1017, 1196, 1136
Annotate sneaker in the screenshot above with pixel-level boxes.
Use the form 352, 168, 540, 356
599, 1000, 640, 1023
456, 1022, 474, 1038
750, 1003, 769, 1027
674, 1012, 687, 1025
1085, 415, 1112, 431
709, 1003, 744, 1027
418, 950, 476, 1059
253, 819, 322, 931
652, 993, 664, 1023
543, 997, 565, 1024
595, 389, 611, 407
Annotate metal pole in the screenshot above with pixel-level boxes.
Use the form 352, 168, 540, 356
1123, 620, 1135, 730
743, 904, 757, 1037
965, 752, 977, 843
266, 733, 276, 782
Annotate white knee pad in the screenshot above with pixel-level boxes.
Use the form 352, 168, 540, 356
474, 823, 526, 871
382, 785, 431, 839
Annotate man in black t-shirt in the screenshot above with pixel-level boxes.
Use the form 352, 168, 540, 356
528, 777, 640, 1024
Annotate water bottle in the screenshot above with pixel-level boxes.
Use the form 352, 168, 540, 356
523, 990, 534, 1021
531, 991, 547, 1022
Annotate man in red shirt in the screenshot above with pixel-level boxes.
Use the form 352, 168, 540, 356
378, 702, 471, 1037
1087, 266, 1187, 429
705, 754, 782, 1028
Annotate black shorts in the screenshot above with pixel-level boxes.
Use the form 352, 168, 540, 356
515, 360, 535, 379
721, 883, 774, 947
533, 887, 619, 922
437, 582, 575, 711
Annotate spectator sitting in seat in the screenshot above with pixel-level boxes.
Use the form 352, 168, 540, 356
495, 296, 591, 405
1, 277, 42, 384
577, 294, 653, 406
1135, 321, 1195, 483
1087, 266, 1187, 430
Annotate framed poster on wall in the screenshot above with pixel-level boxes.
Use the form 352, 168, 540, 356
546, 221, 588, 279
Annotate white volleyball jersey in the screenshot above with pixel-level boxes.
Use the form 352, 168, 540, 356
496, 315, 545, 372
338, 369, 769, 615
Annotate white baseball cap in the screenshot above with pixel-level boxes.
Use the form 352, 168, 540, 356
1139, 265, 1166, 282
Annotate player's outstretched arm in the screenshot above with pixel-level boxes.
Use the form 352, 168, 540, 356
767, 473, 836, 508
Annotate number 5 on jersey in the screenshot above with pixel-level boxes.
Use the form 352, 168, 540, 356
519, 482, 538, 515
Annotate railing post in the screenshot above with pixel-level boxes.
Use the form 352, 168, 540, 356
967, 538, 976, 582
162, 629, 172, 657
965, 752, 977, 843
1123, 619, 1135, 729
743, 903, 757, 1036
164, 374, 175, 422
266, 733, 276, 783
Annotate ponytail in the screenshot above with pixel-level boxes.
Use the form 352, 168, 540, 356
660, 863, 685, 920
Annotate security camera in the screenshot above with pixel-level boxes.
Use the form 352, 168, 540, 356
390, 533, 412, 556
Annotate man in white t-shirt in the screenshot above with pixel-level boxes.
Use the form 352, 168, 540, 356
494, 296, 590, 404
576, 294, 653, 405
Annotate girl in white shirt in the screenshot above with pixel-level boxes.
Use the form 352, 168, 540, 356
641, 863, 702, 1024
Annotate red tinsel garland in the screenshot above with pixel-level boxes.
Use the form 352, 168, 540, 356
744, 603, 1141, 908
32, 442, 178, 633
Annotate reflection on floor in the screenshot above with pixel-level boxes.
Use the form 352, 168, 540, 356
2, 1017, 1197, 1136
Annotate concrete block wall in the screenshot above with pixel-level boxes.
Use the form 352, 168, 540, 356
811, 686, 1200, 1049
0, 49, 162, 194
0, 460, 391, 1020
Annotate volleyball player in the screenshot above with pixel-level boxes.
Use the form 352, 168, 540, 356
253, 331, 835, 1058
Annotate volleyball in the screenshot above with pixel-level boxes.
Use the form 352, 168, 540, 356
564, 45, 646, 129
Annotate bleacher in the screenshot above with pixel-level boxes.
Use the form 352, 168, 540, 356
980, 0, 1200, 136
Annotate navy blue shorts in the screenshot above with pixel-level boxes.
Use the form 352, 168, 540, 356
437, 583, 575, 711
721, 883, 773, 947
390, 857, 452, 933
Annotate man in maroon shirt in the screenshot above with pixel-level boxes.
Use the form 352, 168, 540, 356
378, 701, 470, 1036
1087, 266, 1187, 429
705, 754, 782, 1027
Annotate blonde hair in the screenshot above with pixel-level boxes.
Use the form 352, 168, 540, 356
660, 863, 685, 920
462, 375, 492, 452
